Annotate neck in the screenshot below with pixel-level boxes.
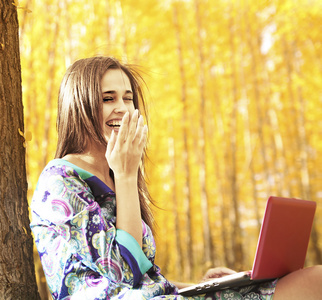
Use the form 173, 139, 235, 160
81, 144, 109, 177
63, 142, 112, 186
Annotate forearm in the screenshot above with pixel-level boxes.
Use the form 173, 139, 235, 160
171, 267, 237, 289
106, 110, 147, 248
115, 174, 142, 247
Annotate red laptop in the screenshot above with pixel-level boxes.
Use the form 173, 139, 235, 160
179, 196, 316, 296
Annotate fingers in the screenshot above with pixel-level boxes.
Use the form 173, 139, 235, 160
106, 129, 116, 157
117, 109, 145, 145
200, 267, 237, 282
106, 110, 147, 176
128, 110, 140, 143
222, 267, 237, 275
139, 124, 148, 147
133, 114, 145, 143
116, 111, 130, 144
111, 109, 147, 153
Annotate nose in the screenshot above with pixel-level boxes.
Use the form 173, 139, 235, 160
114, 98, 128, 114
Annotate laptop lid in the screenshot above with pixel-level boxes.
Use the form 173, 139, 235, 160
178, 196, 316, 296
251, 196, 316, 280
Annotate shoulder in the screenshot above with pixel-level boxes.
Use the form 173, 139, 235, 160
61, 154, 95, 175
35, 159, 93, 195
33, 159, 94, 205
31, 159, 95, 222
61, 153, 82, 166
40, 158, 94, 181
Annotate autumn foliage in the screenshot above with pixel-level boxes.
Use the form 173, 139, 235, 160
18, 0, 322, 297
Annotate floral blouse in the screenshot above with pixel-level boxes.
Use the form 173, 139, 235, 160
30, 159, 277, 300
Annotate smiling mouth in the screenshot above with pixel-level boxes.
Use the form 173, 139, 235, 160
106, 120, 122, 128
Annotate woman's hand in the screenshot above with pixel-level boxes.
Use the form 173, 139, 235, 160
105, 109, 147, 247
200, 267, 237, 283
105, 109, 147, 178
171, 267, 237, 289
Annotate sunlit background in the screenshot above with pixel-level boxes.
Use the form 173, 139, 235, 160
18, 0, 322, 298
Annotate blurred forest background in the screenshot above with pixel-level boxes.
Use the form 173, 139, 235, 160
17, 0, 322, 298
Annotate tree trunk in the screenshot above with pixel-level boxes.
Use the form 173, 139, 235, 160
0, 1, 40, 299
168, 122, 183, 279
228, 8, 244, 271
292, 39, 322, 264
172, 4, 193, 279
193, 0, 214, 269
42, 4, 60, 169
244, 13, 272, 198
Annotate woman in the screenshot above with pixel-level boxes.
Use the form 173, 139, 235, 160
30, 56, 322, 299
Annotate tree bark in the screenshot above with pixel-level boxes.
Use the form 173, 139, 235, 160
0, 1, 40, 299
42, 3, 60, 169
172, 4, 193, 279
168, 123, 183, 279
193, 0, 214, 269
228, 8, 244, 271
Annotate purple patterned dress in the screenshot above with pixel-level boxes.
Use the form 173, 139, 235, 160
30, 159, 277, 299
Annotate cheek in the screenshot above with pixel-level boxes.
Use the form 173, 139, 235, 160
102, 122, 110, 138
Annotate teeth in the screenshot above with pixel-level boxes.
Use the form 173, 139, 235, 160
107, 120, 121, 127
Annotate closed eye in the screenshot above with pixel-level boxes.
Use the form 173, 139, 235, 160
103, 97, 133, 102
103, 97, 114, 102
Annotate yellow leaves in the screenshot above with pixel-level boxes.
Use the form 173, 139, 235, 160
18, 128, 32, 148
12, 0, 32, 13
19, 0, 322, 283
18, 128, 23, 136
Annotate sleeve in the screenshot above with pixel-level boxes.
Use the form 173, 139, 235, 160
30, 165, 152, 287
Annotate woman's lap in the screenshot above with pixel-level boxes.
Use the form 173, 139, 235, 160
153, 279, 278, 300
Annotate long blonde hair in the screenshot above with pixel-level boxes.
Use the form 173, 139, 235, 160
55, 56, 154, 230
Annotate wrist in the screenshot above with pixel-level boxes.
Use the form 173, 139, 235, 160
113, 172, 138, 182
113, 174, 139, 197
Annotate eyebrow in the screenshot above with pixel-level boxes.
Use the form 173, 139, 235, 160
102, 90, 133, 95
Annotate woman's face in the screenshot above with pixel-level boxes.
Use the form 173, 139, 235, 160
100, 68, 135, 141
